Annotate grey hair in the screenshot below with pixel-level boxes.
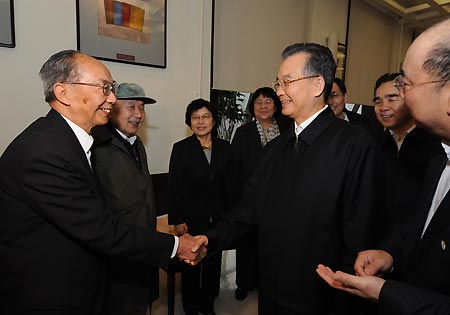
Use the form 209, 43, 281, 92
39, 50, 81, 103
423, 43, 450, 87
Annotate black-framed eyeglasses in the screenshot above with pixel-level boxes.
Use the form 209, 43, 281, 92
64, 81, 118, 96
272, 75, 319, 92
393, 74, 449, 91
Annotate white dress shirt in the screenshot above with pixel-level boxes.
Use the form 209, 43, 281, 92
422, 142, 450, 237
294, 105, 328, 136
60, 114, 93, 167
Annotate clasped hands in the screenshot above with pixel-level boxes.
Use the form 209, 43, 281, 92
315, 250, 394, 302
176, 233, 209, 266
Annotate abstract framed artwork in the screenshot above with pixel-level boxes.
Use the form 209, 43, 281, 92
76, 0, 167, 68
0, 0, 15, 48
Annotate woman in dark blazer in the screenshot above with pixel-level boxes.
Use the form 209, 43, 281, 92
168, 99, 232, 315
230, 87, 291, 300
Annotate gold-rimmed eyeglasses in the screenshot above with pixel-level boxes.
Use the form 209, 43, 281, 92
272, 75, 319, 92
393, 74, 449, 92
254, 99, 274, 106
63, 81, 118, 96
191, 113, 212, 121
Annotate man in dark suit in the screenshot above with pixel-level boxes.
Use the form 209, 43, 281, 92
91, 83, 159, 315
328, 78, 371, 128
373, 73, 443, 228
194, 43, 384, 314
317, 17, 450, 315
0, 50, 204, 315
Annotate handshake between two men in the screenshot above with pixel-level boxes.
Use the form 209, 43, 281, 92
175, 234, 210, 265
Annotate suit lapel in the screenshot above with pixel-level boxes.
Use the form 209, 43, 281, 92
188, 135, 210, 170
409, 154, 448, 264
209, 137, 224, 173
250, 121, 263, 148
47, 109, 92, 174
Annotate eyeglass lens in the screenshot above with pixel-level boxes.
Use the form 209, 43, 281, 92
191, 114, 212, 121
103, 81, 118, 96
255, 100, 274, 106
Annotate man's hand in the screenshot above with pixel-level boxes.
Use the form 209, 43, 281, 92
176, 234, 207, 265
354, 250, 393, 276
174, 223, 188, 236
316, 264, 385, 302
192, 235, 208, 252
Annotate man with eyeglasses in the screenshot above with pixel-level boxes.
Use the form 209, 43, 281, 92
194, 43, 383, 314
373, 73, 443, 229
90, 83, 160, 315
0, 50, 205, 315
328, 78, 367, 124
317, 17, 450, 315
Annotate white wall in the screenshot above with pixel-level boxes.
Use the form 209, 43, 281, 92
213, 0, 309, 93
0, 0, 212, 173
307, 0, 349, 47
345, 0, 411, 105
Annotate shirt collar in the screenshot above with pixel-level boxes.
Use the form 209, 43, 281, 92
389, 124, 416, 137
60, 114, 94, 155
442, 142, 450, 160
294, 105, 328, 136
115, 128, 137, 145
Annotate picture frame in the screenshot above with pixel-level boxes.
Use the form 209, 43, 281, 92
76, 0, 167, 68
0, 0, 15, 48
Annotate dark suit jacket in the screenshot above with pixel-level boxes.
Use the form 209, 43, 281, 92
345, 109, 370, 128
0, 109, 174, 314
379, 280, 450, 315
92, 125, 156, 229
91, 124, 159, 298
344, 109, 382, 141
379, 153, 450, 314
231, 117, 290, 201
379, 127, 444, 227
206, 107, 384, 314
168, 135, 232, 236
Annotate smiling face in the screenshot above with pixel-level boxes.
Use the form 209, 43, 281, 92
401, 36, 450, 141
190, 107, 215, 138
56, 54, 116, 133
327, 82, 347, 118
276, 53, 325, 124
374, 81, 413, 134
253, 94, 276, 124
110, 100, 146, 137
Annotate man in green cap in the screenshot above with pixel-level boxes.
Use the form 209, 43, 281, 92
91, 83, 159, 315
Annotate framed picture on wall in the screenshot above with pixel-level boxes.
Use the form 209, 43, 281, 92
0, 0, 15, 48
76, 0, 167, 68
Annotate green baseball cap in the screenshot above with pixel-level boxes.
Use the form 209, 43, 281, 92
115, 83, 156, 104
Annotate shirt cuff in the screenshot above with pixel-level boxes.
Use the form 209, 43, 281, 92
171, 235, 179, 258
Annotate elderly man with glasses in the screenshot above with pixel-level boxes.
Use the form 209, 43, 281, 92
0, 50, 205, 315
